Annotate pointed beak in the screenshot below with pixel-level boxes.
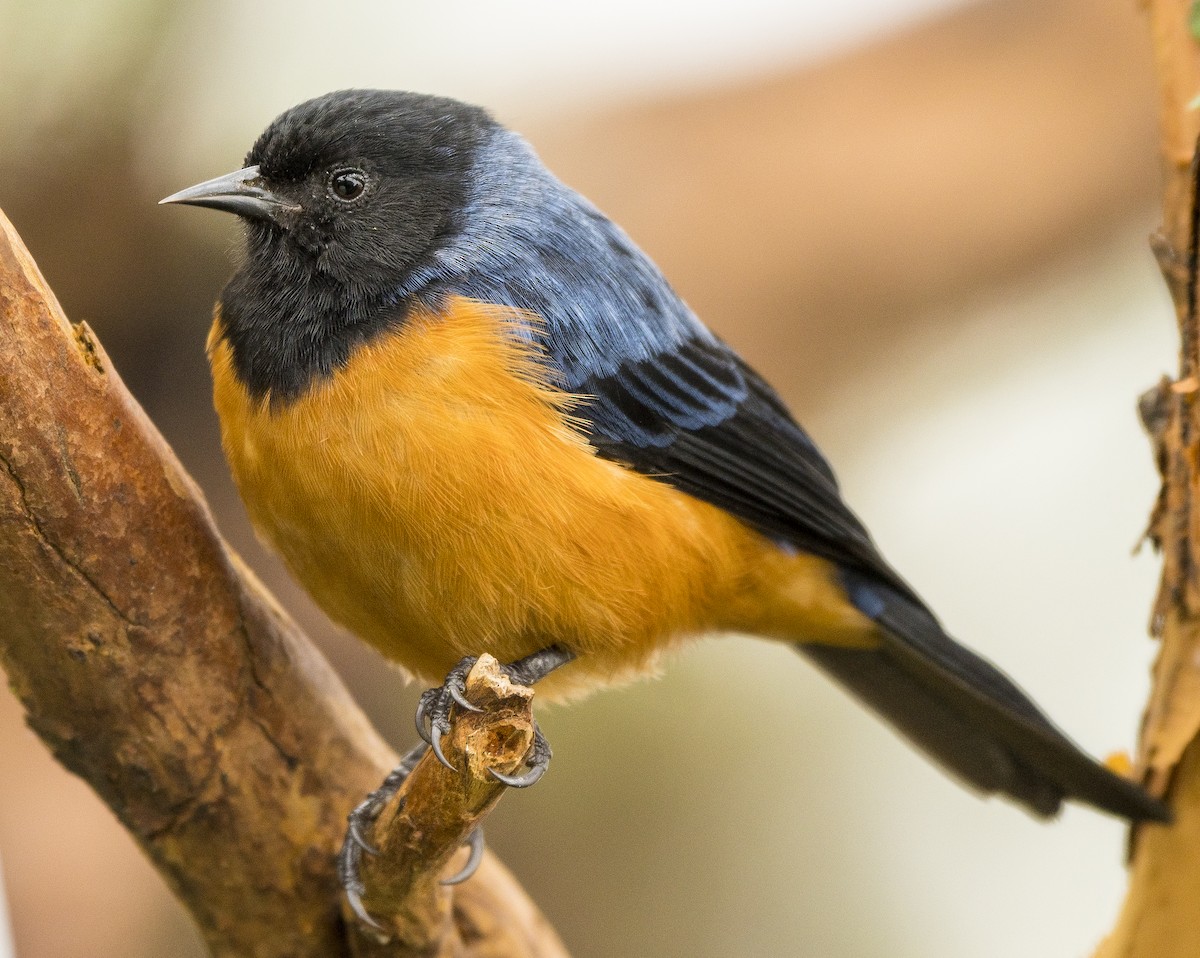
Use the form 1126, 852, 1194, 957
159, 165, 299, 222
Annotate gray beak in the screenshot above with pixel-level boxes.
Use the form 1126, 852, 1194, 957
159, 165, 298, 222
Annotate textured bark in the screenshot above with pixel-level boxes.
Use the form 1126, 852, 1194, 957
1093, 3, 1200, 955
0, 207, 568, 958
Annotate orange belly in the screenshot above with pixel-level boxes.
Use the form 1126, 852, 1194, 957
209, 297, 876, 701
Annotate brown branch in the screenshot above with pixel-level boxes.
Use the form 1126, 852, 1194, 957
0, 207, 569, 957
1094, 3, 1200, 955
348, 657, 545, 957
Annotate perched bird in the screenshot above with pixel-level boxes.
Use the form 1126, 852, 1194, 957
162, 89, 1167, 906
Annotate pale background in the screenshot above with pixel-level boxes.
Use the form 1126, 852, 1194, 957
0, 0, 1171, 956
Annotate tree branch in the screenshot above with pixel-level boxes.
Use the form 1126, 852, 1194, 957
1094, 3, 1200, 955
0, 207, 568, 957
347, 656, 546, 957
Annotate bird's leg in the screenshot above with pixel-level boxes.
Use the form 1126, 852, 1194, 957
416, 644, 575, 787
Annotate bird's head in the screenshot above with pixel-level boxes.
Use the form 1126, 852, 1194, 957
161, 89, 494, 290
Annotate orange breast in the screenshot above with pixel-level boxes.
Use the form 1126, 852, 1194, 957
208, 297, 875, 701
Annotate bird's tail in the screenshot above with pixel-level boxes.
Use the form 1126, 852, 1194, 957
795, 576, 1168, 822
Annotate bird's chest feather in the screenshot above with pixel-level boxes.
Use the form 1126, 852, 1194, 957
207, 297, 769, 691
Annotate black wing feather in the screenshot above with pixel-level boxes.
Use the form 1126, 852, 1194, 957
575, 335, 919, 602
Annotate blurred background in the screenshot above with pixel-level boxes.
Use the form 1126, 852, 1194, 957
0, 0, 1174, 955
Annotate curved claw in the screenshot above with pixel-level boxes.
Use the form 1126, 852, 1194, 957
430, 722, 456, 771
490, 720, 552, 788
441, 827, 485, 886
344, 881, 386, 932
347, 814, 380, 857
415, 690, 435, 744
489, 763, 547, 789
449, 682, 482, 713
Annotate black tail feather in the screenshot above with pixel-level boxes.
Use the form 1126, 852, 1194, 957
796, 588, 1169, 823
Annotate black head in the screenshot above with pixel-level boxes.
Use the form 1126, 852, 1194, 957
161, 89, 497, 400
165, 89, 495, 287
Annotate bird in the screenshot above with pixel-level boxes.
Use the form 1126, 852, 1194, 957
161, 88, 1168, 913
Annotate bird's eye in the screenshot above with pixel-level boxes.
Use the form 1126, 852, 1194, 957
329, 168, 367, 202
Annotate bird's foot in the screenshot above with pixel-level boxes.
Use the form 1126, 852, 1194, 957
412, 657, 552, 792
341, 648, 574, 927
339, 742, 485, 929
416, 646, 575, 786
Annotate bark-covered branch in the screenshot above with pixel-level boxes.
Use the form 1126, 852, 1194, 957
347, 657, 555, 958
0, 207, 568, 958
1094, 3, 1200, 955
